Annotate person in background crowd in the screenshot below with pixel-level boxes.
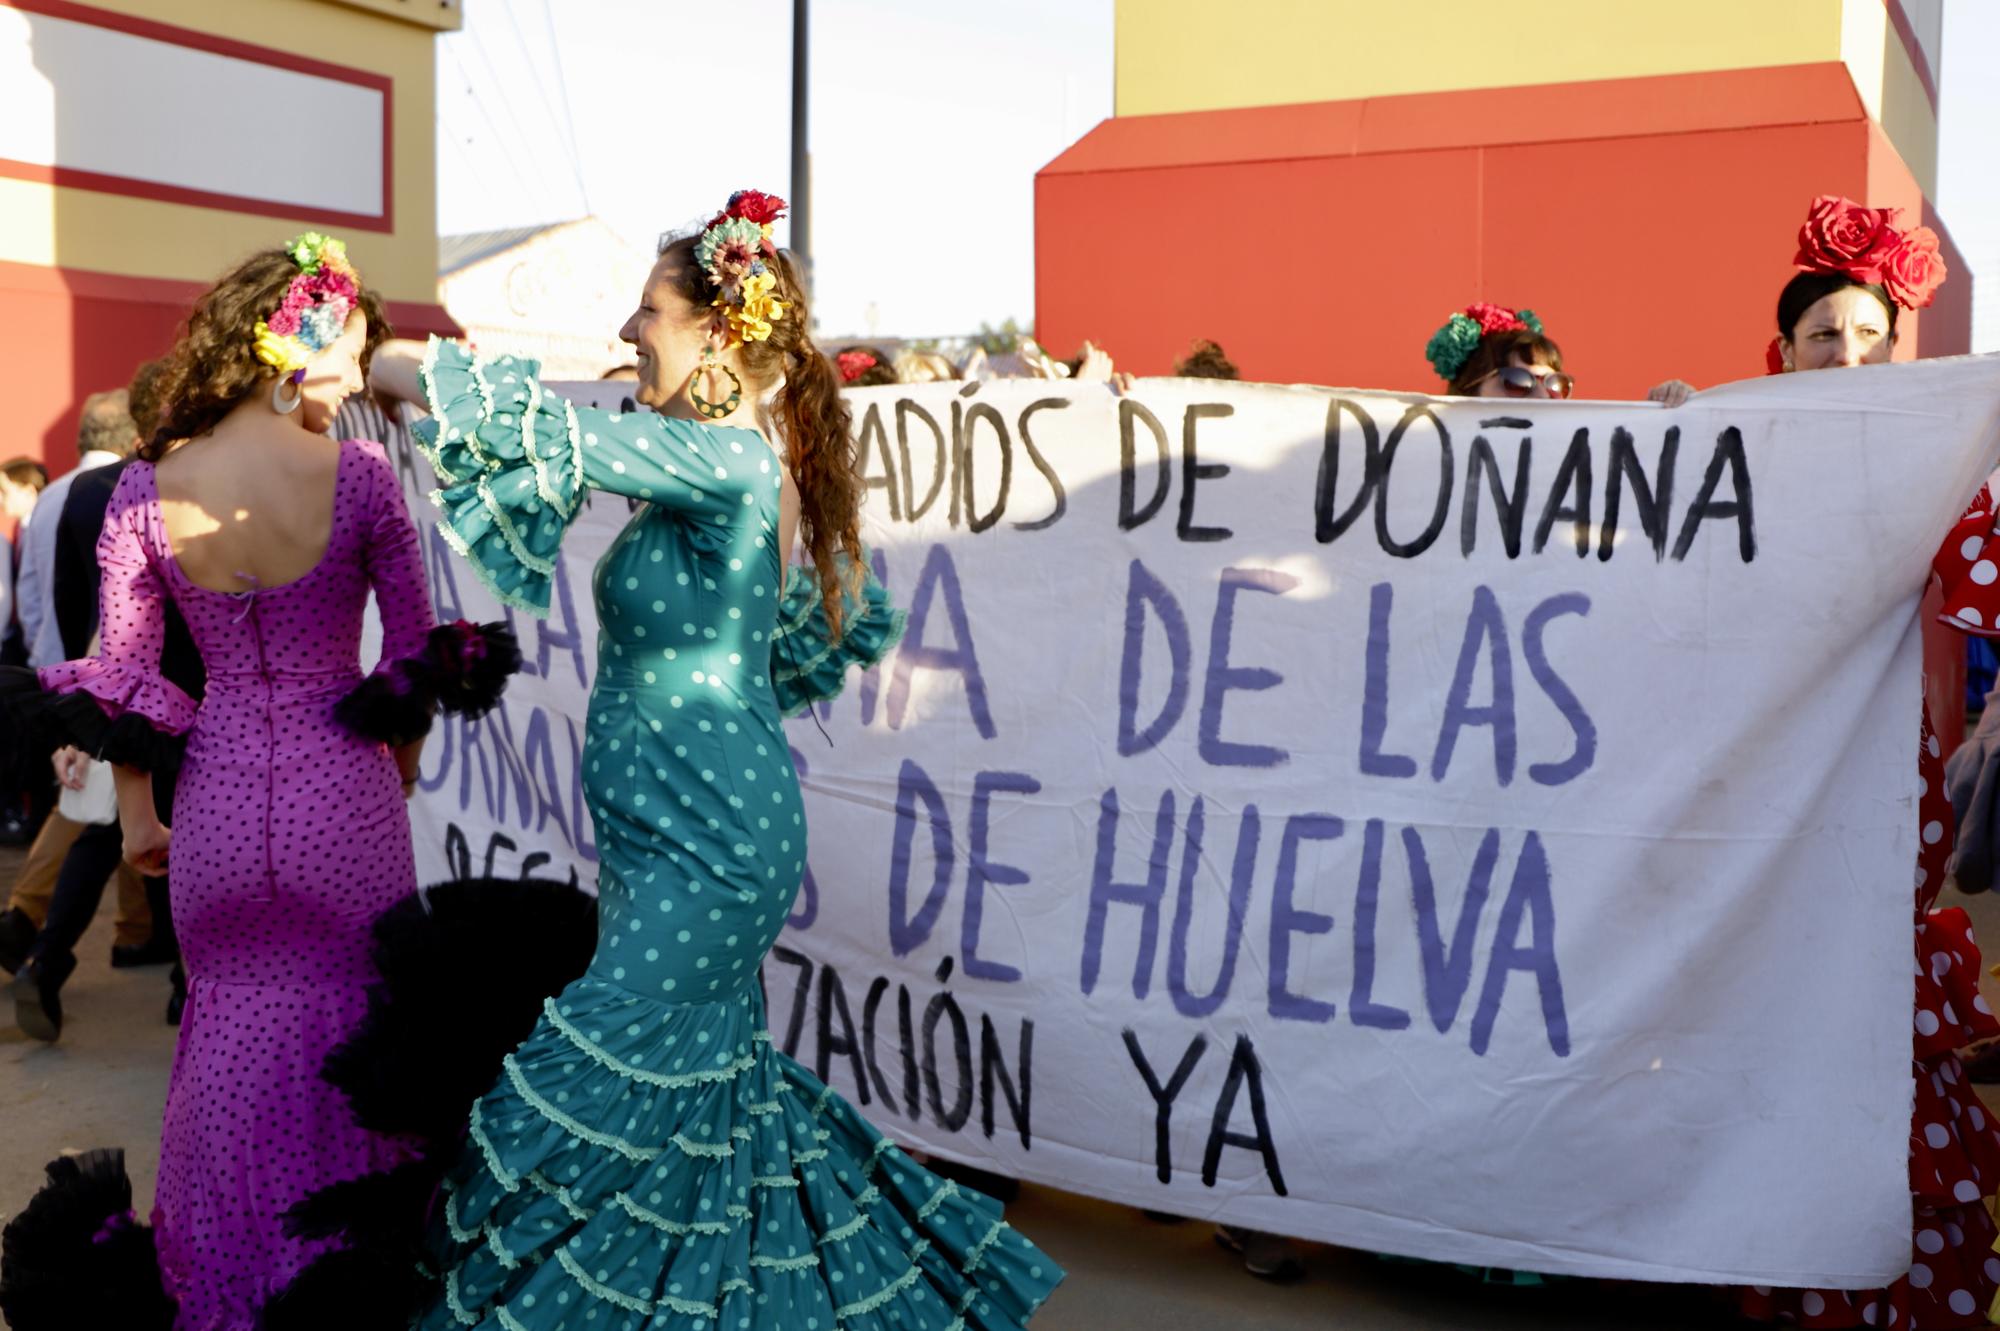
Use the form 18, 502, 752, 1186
836, 344, 899, 386
1426, 303, 1573, 399
0, 458, 48, 846
0, 357, 176, 991
1717, 195, 1993, 1331
1173, 339, 1239, 379
8, 357, 194, 1039
19, 391, 137, 671
893, 348, 957, 383
0, 457, 46, 666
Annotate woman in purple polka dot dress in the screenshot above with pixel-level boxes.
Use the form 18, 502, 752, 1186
0, 240, 515, 1331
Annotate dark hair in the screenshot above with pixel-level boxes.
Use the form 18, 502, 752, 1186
834, 346, 898, 388
0, 457, 48, 492
1174, 339, 1239, 380
1777, 270, 1897, 340
142, 249, 391, 461
1448, 328, 1565, 396
76, 389, 138, 459
661, 237, 865, 641
126, 358, 171, 443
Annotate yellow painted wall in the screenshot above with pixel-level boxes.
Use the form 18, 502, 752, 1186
0, 0, 441, 302
1114, 0, 1937, 193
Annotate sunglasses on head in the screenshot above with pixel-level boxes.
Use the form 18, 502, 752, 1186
1473, 365, 1575, 399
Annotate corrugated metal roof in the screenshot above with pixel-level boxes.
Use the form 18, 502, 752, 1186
438, 224, 575, 277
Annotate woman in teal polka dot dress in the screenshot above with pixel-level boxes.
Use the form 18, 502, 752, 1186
370, 193, 1063, 1329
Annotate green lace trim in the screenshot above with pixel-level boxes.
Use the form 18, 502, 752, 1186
484, 1222, 519, 1270
916, 1179, 958, 1220
612, 1191, 732, 1237
749, 1251, 821, 1272
835, 1259, 924, 1319
542, 997, 761, 1088
468, 1100, 521, 1192
793, 1147, 829, 1163
442, 1185, 478, 1244
496, 1307, 530, 1331
524, 1170, 590, 1223
427, 506, 546, 615
720, 1277, 752, 1297
752, 1174, 800, 1189
520, 375, 567, 515
671, 1132, 734, 1159
503, 1053, 660, 1163
962, 1217, 1010, 1273
554, 1246, 656, 1315
818, 1209, 870, 1245
473, 473, 556, 577
563, 400, 587, 503
445, 1265, 479, 1326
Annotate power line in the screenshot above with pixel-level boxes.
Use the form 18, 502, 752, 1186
537, 0, 590, 213
458, 25, 575, 220
497, 0, 588, 214
441, 42, 567, 222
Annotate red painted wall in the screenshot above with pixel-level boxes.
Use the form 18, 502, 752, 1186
1035, 64, 1971, 399
0, 259, 459, 474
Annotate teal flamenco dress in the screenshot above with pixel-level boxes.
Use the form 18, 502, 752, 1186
408, 340, 1063, 1331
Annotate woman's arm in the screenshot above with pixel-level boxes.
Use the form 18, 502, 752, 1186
113, 763, 168, 873
368, 338, 430, 409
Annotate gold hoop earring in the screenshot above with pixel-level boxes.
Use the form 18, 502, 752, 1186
688, 353, 742, 420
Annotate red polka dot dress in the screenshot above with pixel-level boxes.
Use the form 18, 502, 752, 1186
35, 440, 436, 1330
1742, 489, 2000, 1329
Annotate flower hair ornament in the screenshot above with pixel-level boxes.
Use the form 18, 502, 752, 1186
1424, 302, 1543, 382
1792, 194, 1947, 311
253, 232, 360, 413
836, 350, 878, 383
695, 190, 789, 345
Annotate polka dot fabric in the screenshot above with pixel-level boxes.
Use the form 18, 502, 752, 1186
1742, 488, 2000, 1330
409, 340, 1063, 1330
38, 440, 437, 1330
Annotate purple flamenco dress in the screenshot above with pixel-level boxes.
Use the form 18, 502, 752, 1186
24, 439, 511, 1330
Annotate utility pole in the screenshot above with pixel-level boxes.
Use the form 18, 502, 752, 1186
790, 0, 811, 298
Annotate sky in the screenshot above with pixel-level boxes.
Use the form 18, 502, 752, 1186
433, 0, 1114, 340
438, 0, 2000, 350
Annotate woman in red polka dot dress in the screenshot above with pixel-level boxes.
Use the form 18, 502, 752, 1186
0, 239, 516, 1331
1738, 198, 2000, 1329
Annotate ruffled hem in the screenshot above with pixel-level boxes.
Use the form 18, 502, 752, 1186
0, 665, 185, 773
413, 339, 583, 619
1932, 486, 2000, 638
36, 656, 197, 735
770, 557, 908, 719
334, 621, 523, 747
415, 976, 1061, 1330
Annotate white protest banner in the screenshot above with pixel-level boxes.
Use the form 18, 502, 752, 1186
379, 356, 2000, 1288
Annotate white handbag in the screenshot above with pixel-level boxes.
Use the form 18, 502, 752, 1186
56, 630, 118, 826
57, 754, 117, 826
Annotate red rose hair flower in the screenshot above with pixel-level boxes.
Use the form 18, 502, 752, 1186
727, 190, 788, 226
836, 350, 878, 383
1463, 302, 1528, 336
1791, 194, 1947, 309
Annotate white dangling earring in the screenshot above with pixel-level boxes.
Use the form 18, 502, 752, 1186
271, 371, 303, 415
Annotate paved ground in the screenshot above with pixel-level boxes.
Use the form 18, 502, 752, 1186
4, 842, 1999, 1330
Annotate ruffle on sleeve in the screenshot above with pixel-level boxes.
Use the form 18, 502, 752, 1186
0, 661, 192, 773
412, 338, 588, 615
768, 555, 907, 719
334, 620, 524, 747
1933, 485, 2000, 636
